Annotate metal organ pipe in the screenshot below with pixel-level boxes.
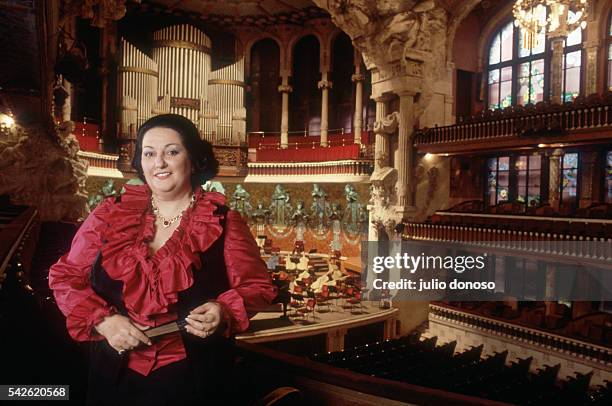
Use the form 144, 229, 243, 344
117, 38, 158, 134
152, 24, 211, 128
208, 57, 245, 144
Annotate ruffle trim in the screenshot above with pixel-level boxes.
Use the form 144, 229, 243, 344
99, 184, 226, 325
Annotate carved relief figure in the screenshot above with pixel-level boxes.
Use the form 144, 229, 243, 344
269, 184, 292, 227
230, 184, 252, 218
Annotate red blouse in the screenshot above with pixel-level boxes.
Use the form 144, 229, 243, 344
48, 185, 276, 376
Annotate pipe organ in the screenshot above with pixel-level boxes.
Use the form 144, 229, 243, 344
117, 39, 158, 133
152, 24, 211, 125
116, 24, 246, 148
208, 58, 246, 144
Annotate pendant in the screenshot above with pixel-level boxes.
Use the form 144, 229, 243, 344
163, 220, 170, 227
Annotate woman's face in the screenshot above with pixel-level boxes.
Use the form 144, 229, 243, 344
141, 127, 192, 197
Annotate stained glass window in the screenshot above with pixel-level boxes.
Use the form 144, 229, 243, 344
606, 151, 612, 204
518, 59, 545, 105
560, 152, 579, 208
488, 23, 514, 109
487, 11, 583, 109
608, 16, 612, 90
517, 155, 542, 207
559, 14, 583, 102
487, 154, 542, 209
487, 157, 510, 206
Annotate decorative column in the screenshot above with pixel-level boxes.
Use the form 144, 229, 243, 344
397, 91, 416, 208
99, 22, 117, 151
584, 45, 598, 95
352, 68, 365, 145
550, 36, 565, 104
373, 95, 389, 169
278, 76, 292, 149
318, 72, 332, 147
548, 148, 563, 210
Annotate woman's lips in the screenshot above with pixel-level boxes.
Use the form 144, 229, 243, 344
154, 172, 171, 179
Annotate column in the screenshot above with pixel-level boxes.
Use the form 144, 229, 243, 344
397, 91, 416, 207
548, 148, 563, 211
278, 76, 292, 149
318, 72, 332, 147
352, 68, 365, 145
550, 36, 565, 104
373, 95, 389, 169
99, 23, 117, 152
584, 45, 598, 95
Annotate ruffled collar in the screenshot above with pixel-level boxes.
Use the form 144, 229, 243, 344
99, 184, 227, 325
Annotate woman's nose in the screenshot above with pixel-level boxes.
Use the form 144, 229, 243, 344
154, 154, 167, 168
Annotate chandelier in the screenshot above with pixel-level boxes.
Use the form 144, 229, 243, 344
513, 0, 588, 49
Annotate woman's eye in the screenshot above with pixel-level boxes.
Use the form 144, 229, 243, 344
143, 151, 154, 158
167, 150, 179, 156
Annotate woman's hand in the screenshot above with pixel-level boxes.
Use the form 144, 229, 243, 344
184, 302, 223, 339
94, 314, 152, 354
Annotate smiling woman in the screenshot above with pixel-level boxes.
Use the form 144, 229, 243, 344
48, 114, 277, 405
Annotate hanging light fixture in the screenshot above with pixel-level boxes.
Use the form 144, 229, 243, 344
513, 0, 588, 49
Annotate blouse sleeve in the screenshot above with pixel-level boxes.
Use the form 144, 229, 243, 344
217, 210, 277, 334
48, 198, 115, 342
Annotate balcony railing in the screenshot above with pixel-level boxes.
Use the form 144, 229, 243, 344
403, 222, 612, 261
414, 92, 612, 147
246, 159, 374, 182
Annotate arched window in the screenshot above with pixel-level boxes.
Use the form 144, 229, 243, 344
486, 14, 583, 109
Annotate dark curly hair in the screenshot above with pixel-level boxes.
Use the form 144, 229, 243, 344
132, 114, 219, 187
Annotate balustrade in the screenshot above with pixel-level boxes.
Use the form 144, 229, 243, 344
414, 93, 612, 146
403, 222, 612, 260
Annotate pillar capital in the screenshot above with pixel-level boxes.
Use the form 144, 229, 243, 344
351, 73, 365, 82
317, 80, 333, 90
372, 94, 392, 103
278, 84, 293, 93
397, 89, 418, 99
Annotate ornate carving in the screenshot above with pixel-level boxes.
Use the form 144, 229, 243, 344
374, 111, 400, 135
229, 184, 252, 219
0, 123, 88, 221
317, 80, 333, 90
270, 184, 292, 227
317, 0, 445, 70
277, 84, 293, 93
351, 73, 365, 82
214, 148, 239, 166
62, 0, 128, 28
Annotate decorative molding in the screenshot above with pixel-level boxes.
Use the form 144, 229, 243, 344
117, 66, 158, 77
152, 40, 211, 54
208, 79, 246, 88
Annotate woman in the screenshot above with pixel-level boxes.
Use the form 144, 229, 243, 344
49, 114, 276, 405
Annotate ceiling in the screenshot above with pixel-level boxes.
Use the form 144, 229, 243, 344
140, 0, 329, 26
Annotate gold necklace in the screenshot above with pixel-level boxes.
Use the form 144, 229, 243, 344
151, 193, 196, 228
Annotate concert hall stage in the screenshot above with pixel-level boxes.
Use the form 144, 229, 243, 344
238, 302, 398, 352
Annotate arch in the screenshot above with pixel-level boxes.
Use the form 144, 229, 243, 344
289, 35, 321, 133
287, 31, 324, 76
476, 2, 515, 72
249, 38, 281, 133
244, 34, 284, 77
446, 0, 488, 63
330, 31, 355, 132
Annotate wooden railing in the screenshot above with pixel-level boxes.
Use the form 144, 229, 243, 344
0, 203, 40, 291
403, 222, 612, 261
77, 150, 118, 169
247, 159, 374, 180
429, 303, 612, 365
414, 92, 612, 146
